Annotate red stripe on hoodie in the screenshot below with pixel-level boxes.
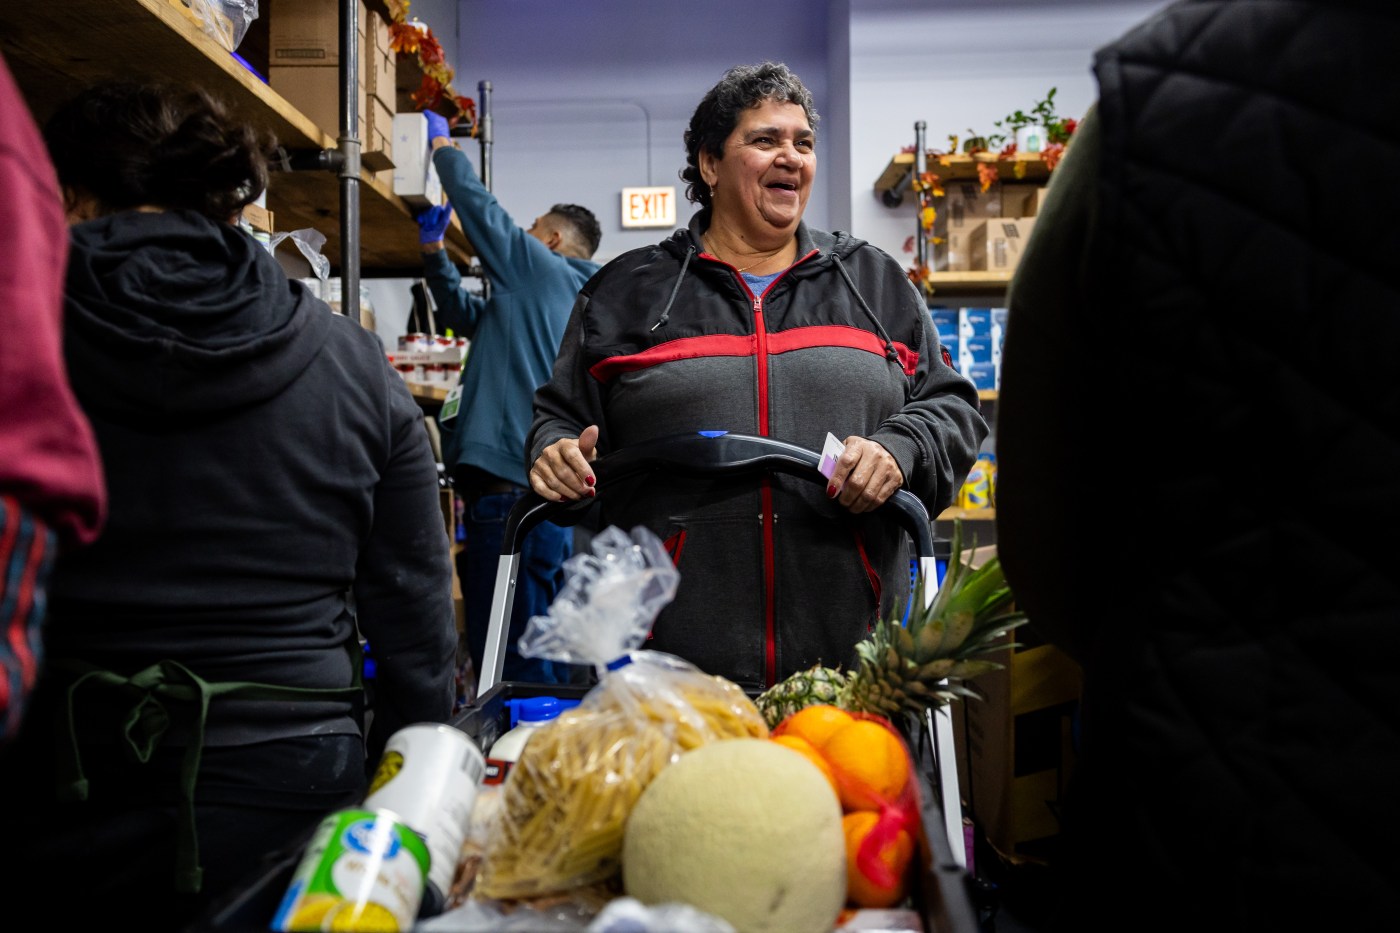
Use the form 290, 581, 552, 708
767, 325, 919, 376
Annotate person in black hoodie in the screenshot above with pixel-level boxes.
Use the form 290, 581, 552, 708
0, 82, 457, 930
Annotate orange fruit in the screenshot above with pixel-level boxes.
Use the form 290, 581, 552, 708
778, 704, 855, 752
842, 810, 914, 908
771, 734, 839, 798
822, 718, 911, 811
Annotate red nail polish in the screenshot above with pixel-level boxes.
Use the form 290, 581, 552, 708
585, 475, 595, 487
827, 484, 838, 497
588, 487, 597, 497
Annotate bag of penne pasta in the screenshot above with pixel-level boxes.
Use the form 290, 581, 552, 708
474, 526, 769, 902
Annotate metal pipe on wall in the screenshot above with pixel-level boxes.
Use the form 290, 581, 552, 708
914, 120, 928, 280
339, 0, 361, 321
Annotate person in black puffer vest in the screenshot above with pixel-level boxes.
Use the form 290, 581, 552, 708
996, 1, 1400, 930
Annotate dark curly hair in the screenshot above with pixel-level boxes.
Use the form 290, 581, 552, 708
44, 81, 275, 222
681, 62, 819, 210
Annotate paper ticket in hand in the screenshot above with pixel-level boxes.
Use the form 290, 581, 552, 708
818, 432, 845, 479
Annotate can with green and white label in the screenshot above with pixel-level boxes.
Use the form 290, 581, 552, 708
271, 807, 429, 932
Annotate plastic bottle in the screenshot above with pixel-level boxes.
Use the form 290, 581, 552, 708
484, 696, 567, 783
960, 452, 996, 510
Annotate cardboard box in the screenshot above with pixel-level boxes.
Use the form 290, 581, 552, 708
241, 202, 274, 234
944, 180, 1003, 228
955, 629, 1083, 865
270, 65, 367, 138
937, 223, 994, 272
392, 112, 444, 208
970, 217, 1038, 274
934, 181, 1003, 271
269, 0, 367, 67
363, 97, 396, 173
366, 12, 396, 111
1001, 184, 1051, 219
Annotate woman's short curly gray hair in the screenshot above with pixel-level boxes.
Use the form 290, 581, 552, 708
681, 62, 819, 209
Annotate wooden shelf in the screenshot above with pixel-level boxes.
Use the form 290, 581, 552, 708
409, 383, 451, 406
927, 270, 1015, 293
0, 0, 473, 274
875, 151, 1053, 199
937, 507, 996, 522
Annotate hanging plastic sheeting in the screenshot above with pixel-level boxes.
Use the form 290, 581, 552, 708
187, 0, 259, 52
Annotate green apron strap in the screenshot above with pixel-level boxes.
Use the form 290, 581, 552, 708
55, 650, 364, 895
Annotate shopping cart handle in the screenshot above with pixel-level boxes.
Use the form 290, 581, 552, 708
478, 431, 938, 699
502, 431, 934, 560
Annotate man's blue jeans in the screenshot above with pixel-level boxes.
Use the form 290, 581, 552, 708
458, 488, 573, 695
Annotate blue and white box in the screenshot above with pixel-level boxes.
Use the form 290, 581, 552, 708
991, 307, 1008, 371
930, 307, 959, 342
965, 362, 997, 391
959, 307, 994, 340
930, 307, 960, 370
959, 336, 994, 374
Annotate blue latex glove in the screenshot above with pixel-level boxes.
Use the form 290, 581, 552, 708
416, 204, 453, 245
424, 109, 451, 146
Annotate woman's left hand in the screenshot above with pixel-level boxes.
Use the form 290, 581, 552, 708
826, 437, 904, 514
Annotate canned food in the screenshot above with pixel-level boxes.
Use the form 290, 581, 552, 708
364, 724, 486, 905
271, 808, 429, 932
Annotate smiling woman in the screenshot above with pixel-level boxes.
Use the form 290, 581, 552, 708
527, 62, 986, 691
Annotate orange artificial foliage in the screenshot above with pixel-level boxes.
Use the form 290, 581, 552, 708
976, 162, 999, 193
418, 32, 446, 67
384, 2, 476, 132
411, 74, 445, 111
388, 21, 421, 55
1042, 142, 1066, 171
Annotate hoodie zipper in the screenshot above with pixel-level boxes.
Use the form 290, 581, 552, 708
714, 250, 817, 686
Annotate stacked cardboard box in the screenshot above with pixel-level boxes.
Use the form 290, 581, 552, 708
954, 627, 1082, 865
268, 1, 395, 165
933, 179, 1048, 275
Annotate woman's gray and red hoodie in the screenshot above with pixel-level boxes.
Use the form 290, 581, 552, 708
529, 211, 986, 691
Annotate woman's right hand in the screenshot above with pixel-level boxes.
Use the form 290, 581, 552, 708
529, 424, 599, 501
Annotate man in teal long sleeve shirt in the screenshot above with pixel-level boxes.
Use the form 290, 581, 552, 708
415, 110, 601, 699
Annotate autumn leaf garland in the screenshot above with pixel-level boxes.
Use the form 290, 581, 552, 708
384, 0, 476, 130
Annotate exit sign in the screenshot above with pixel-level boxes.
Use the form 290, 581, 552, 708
621, 186, 677, 228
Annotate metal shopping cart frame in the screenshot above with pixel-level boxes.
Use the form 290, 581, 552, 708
476, 431, 980, 931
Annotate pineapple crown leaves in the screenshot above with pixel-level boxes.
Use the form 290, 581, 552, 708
888, 520, 1029, 665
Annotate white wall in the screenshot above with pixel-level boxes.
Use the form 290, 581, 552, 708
368, 0, 1168, 329
847, 0, 1167, 262
437, 0, 832, 265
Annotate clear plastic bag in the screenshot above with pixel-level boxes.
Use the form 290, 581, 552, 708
269, 228, 331, 284
473, 527, 769, 901
187, 0, 258, 52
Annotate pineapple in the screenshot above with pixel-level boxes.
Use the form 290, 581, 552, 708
756, 521, 1028, 728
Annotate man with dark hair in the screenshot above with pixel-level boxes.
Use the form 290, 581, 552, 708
415, 110, 601, 700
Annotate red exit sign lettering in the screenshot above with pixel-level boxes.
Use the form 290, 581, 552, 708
621, 186, 677, 228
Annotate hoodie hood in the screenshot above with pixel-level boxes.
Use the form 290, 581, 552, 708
64, 210, 331, 418
645, 210, 876, 334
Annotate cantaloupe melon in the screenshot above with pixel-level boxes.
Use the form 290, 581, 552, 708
621, 737, 846, 933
